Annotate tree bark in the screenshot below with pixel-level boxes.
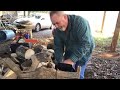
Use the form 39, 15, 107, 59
110, 12, 120, 52
101, 11, 106, 33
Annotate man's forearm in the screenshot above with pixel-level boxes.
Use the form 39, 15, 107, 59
69, 44, 91, 65
54, 48, 64, 64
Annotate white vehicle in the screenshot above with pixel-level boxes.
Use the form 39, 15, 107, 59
13, 13, 53, 32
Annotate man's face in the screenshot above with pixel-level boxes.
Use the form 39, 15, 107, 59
50, 14, 66, 31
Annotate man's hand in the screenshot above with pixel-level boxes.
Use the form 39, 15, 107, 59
63, 59, 74, 65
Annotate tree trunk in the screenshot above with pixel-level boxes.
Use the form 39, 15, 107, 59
110, 12, 120, 52
23, 11, 25, 17
14, 11, 18, 16
28, 11, 31, 16
101, 11, 106, 33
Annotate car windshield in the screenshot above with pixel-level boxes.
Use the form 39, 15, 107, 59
29, 14, 41, 19
35, 15, 41, 19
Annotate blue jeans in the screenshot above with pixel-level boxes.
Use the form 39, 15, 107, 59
79, 61, 88, 79
64, 50, 91, 79
73, 59, 90, 79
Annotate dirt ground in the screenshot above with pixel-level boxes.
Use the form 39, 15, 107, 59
84, 50, 120, 79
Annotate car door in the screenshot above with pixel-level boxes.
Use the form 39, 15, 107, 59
40, 15, 52, 29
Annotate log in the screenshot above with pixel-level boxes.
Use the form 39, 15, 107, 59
33, 45, 44, 54
18, 66, 80, 79
35, 50, 53, 62
3, 58, 22, 76
0, 40, 11, 55
56, 70, 79, 79
18, 67, 56, 79
16, 45, 35, 59
2, 68, 17, 79
0, 74, 3, 79
28, 55, 40, 71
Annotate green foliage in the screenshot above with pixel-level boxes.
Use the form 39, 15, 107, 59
94, 33, 120, 51
94, 37, 112, 47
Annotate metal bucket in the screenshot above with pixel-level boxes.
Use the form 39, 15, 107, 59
0, 30, 15, 42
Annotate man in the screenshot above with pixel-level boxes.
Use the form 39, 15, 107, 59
49, 11, 95, 79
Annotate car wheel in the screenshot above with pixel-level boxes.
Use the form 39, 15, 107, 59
35, 23, 41, 32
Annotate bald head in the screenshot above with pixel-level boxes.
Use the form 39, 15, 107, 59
49, 11, 65, 17
49, 11, 68, 31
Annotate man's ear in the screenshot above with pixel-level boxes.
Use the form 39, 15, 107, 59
63, 14, 67, 20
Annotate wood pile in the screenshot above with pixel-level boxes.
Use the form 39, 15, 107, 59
0, 44, 80, 79
0, 40, 12, 55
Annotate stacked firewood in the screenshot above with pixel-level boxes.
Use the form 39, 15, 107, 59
0, 44, 80, 79
0, 40, 12, 55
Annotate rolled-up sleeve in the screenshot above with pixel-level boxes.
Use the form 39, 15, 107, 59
69, 19, 92, 65
54, 30, 64, 64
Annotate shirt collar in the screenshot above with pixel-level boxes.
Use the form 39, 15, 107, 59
65, 15, 71, 33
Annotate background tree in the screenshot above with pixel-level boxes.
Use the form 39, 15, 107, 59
110, 11, 120, 52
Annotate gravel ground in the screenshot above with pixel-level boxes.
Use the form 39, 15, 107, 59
85, 56, 120, 79
32, 29, 52, 39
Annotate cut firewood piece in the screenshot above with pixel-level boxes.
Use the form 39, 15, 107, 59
0, 74, 3, 79
2, 68, 17, 79
16, 45, 35, 60
10, 53, 19, 63
56, 68, 80, 79
29, 55, 40, 71
3, 58, 22, 76
25, 49, 35, 59
18, 67, 56, 79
